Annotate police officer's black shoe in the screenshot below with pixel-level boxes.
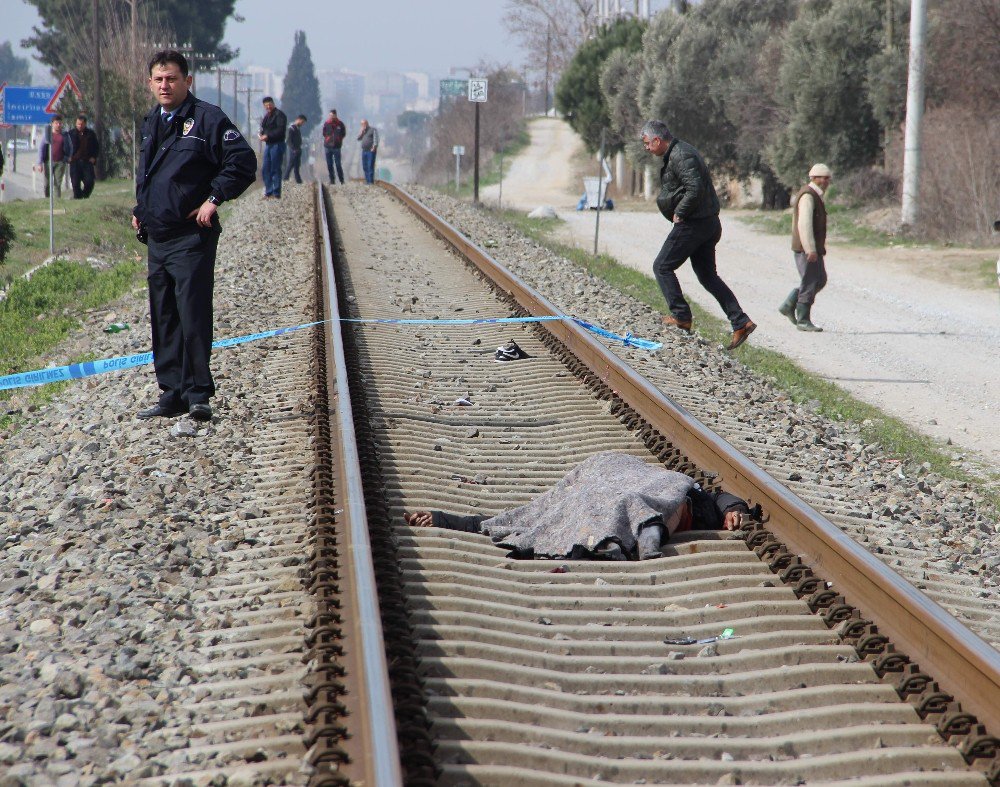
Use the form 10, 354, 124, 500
189, 403, 213, 422
137, 403, 186, 419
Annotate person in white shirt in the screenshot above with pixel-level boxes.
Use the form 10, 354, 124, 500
779, 163, 832, 332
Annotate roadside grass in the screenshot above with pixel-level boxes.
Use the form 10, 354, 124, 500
0, 180, 140, 284
737, 202, 998, 290
0, 181, 146, 431
736, 201, 921, 248
496, 207, 995, 496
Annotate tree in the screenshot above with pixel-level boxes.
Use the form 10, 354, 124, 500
280, 31, 322, 137
23, 0, 238, 74
555, 18, 645, 154
766, 0, 889, 188
504, 0, 596, 103
397, 110, 431, 172
419, 66, 527, 186
0, 41, 31, 85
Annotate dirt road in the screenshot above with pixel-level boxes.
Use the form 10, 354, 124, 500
484, 118, 1000, 470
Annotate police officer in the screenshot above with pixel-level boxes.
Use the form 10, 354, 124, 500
132, 50, 256, 422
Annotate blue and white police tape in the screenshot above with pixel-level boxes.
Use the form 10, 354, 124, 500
0, 315, 660, 392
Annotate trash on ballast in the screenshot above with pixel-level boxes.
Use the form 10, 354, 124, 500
663, 628, 736, 646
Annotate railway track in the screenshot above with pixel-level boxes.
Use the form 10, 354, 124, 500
24, 182, 990, 785
310, 182, 1000, 785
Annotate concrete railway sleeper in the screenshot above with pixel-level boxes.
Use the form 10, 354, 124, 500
308, 182, 1000, 785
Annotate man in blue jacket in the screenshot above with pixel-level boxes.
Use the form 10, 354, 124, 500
132, 49, 256, 422
641, 120, 755, 351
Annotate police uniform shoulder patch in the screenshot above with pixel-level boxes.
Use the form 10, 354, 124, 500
182, 118, 195, 136
223, 129, 241, 143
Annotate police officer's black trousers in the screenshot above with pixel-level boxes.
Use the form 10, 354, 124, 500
147, 230, 218, 409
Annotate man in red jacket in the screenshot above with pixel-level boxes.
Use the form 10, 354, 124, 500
322, 109, 346, 185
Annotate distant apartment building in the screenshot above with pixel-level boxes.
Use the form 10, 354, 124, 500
317, 70, 366, 123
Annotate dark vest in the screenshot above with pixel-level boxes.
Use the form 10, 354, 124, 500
791, 184, 827, 256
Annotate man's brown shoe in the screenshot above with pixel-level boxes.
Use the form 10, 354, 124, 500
727, 321, 756, 350
661, 315, 693, 333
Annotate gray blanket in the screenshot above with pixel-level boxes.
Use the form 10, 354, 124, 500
481, 451, 695, 559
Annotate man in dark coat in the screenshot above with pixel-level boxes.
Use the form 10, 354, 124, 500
641, 119, 756, 351
67, 114, 99, 199
283, 114, 307, 184
258, 97, 287, 198
131, 49, 256, 423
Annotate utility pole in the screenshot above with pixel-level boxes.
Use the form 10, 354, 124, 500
544, 21, 552, 116
94, 0, 105, 180
901, 0, 927, 229
474, 101, 480, 204
128, 0, 140, 180
239, 85, 262, 138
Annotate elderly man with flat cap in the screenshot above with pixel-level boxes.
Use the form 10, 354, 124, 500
779, 163, 832, 331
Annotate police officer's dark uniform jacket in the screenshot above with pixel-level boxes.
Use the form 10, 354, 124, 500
134, 92, 255, 241
133, 92, 256, 412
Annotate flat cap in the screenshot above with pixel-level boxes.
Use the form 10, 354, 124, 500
809, 163, 832, 178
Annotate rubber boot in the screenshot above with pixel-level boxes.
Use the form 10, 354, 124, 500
637, 523, 665, 560
778, 288, 799, 325
795, 303, 823, 332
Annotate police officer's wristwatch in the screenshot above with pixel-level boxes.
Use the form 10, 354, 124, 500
207, 195, 222, 206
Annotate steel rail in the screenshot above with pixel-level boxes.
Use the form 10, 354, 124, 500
379, 180, 1000, 734
317, 183, 403, 786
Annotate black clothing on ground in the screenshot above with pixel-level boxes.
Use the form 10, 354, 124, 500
656, 139, 720, 222
260, 107, 288, 144
653, 215, 749, 329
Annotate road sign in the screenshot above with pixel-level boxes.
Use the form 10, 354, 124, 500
0, 86, 57, 124
452, 145, 465, 156
45, 73, 83, 113
440, 79, 467, 98
468, 78, 488, 103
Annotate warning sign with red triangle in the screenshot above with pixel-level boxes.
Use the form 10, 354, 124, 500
45, 73, 83, 113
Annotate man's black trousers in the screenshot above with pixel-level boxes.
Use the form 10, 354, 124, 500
652, 215, 749, 330
147, 230, 218, 409
283, 148, 302, 183
70, 160, 95, 198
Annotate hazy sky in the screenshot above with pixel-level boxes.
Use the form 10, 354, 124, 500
4, 0, 532, 81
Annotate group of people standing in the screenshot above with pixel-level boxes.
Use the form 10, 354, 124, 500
256, 99, 380, 198
35, 114, 101, 199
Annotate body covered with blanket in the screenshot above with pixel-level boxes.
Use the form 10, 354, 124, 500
405, 451, 752, 560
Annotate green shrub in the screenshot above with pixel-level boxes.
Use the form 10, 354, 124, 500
0, 212, 15, 265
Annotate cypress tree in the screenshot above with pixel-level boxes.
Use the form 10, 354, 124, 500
280, 31, 322, 137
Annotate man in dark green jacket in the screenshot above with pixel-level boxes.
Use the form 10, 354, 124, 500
641, 120, 755, 351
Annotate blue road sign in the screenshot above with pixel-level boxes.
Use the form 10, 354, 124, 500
1, 86, 56, 124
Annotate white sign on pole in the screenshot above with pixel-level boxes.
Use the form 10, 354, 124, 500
452, 145, 465, 155
468, 78, 488, 103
